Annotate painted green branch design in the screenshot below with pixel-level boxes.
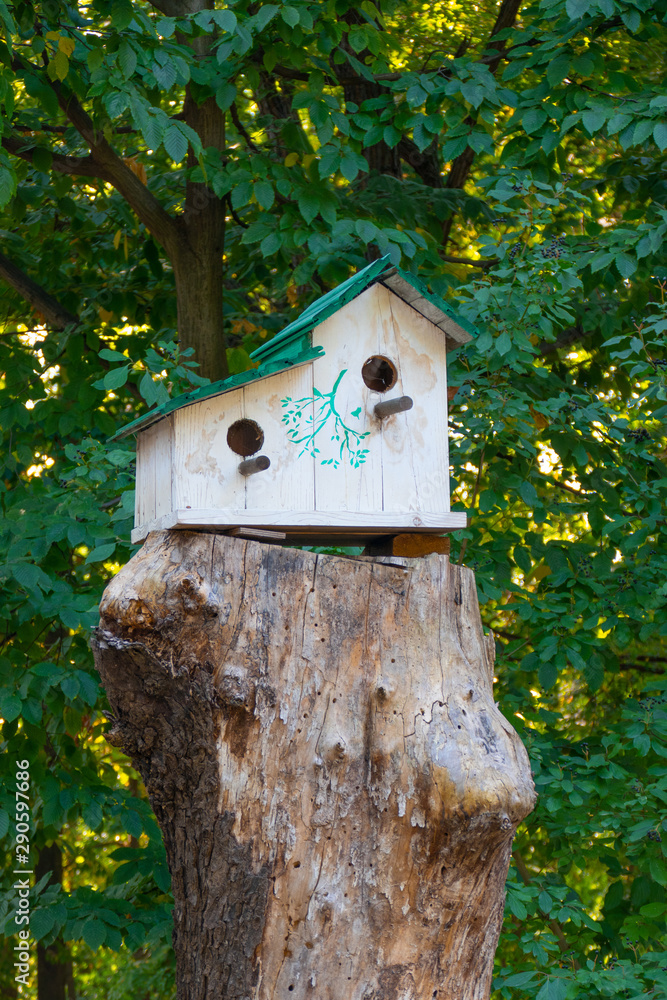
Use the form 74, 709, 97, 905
281, 369, 370, 469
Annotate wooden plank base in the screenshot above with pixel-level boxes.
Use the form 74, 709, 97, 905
364, 532, 451, 557
131, 509, 468, 545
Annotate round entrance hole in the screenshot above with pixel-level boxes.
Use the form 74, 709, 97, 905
361, 355, 398, 392
227, 418, 264, 457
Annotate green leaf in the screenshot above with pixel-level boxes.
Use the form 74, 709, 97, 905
461, 81, 485, 109
298, 189, 320, 224
496, 331, 512, 355
0, 693, 22, 723
103, 366, 130, 391
83, 799, 104, 830
99, 349, 128, 362
566, 0, 590, 18
0, 0, 17, 33
254, 5, 279, 31
211, 9, 237, 32
164, 125, 189, 162
536, 975, 570, 1000
519, 481, 538, 505
111, 0, 133, 29
281, 5, 299, 26
538, 890, 552, 914
522, 108, 548, 135
30, 908, 56, 941
504, 971, 538, 987
118, 40, 137, 79
318, 145, 341, 179
547, 55, 570, 86
254, 181, 275, 210
615, 252, 637, 279
654, 121, 667, 151
61, 675, 80, 700
155, 17, 175, 36
539, 661, 558, 689
260, 231, 282, 256
82, 919, 107, 950
85, 543, 117, 564
142, 113, 165, 151
12, 563, 52, 593
621, 7, 640, 32
383, 124, 401, 148
216, 83, 237, 112
582, 109, 606, 135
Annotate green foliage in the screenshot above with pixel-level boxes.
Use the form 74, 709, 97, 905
0, 0, 667, 996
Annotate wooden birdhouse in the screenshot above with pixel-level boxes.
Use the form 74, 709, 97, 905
116, 256, 474, 545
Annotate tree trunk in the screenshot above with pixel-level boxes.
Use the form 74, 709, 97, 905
36, 843, 74, 1000
174, 240, 226, 384
176, 77, 228, 383
93, 531, 535, 1000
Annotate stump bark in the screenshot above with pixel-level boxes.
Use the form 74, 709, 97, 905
93, 531, 535, 1000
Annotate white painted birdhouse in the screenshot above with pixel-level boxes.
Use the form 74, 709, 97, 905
116, 256, 474, 545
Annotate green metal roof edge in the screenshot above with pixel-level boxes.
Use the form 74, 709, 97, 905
111, 345, 325, 440
250, 255, 392, 363
250, 256, 477, 364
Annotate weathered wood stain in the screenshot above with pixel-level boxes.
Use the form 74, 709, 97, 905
94, 531, 535, 1000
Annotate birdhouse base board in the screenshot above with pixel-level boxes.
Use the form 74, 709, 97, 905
131, 509, 468, 545
364, 533, 451, 558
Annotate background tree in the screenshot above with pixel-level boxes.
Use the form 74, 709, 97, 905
0, 0, 666, 998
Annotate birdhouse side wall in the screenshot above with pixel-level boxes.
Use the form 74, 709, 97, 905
135, 417, 174, 528
308, 283, 450, 518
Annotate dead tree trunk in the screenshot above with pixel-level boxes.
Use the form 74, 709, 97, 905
93, 531, 535, 1000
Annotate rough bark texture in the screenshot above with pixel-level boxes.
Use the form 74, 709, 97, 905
93, 531, 535, 1000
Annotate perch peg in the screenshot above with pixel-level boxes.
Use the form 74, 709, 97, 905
238, 455, 270, 476
374, 394, 413, 419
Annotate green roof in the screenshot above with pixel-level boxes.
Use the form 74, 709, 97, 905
113, 256, 475, 440
112, 346, 324, 440
250, 255, 476, 365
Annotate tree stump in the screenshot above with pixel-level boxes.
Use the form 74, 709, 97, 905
93, 531, 535, 1000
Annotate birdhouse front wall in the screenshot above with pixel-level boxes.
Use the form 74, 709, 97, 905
307, 282, 450, 518
132, 282, 457, 541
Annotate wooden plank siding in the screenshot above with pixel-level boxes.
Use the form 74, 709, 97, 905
309, 284, 450, 517
133, 284, 455, 541
242, 366, 314, 514
172, 393, 245, 512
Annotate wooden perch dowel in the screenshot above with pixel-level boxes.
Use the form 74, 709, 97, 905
93, 531, 535, 1000
238, 454, 270, 476
374, 394, 413, 418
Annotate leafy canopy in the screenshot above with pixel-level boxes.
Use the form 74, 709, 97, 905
0, 0, 667, 997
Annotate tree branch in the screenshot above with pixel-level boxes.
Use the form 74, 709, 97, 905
3, 134, 111, 181
442, 0, 523, 246
539, 324, 591, 356
441, 253, 499, 268
229, 102, 259, 152
0, 251, 142, 400
0, 251, 79, 330
56, 87, 180, 255
12, 59, 182, 257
